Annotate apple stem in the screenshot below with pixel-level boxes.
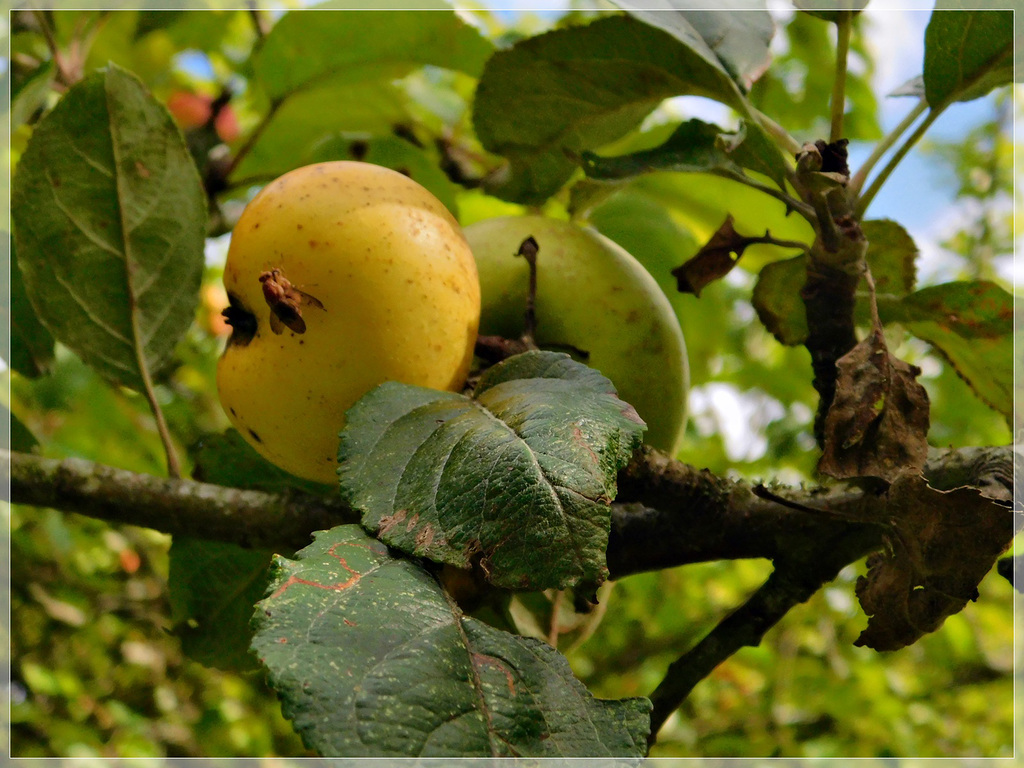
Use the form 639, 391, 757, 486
517, 236, 540, 348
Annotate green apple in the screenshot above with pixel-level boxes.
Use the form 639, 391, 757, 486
464, 215, 688, 454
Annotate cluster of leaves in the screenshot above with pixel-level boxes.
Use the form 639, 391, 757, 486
6, 2, 1016, 759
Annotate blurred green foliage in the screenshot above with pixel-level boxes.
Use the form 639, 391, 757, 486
6, 4, 1015, 759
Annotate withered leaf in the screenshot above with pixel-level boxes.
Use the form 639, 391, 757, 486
818, 319, 930, 483
855, 473, 1018, 651
672, 215, 805, 297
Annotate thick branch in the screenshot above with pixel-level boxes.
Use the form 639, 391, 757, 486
5, 449, 357, 551
6, 445, 1013, 577
610, 446, 884, 578
800, 222, 868, 446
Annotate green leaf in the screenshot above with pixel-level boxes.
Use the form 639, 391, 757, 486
473, 14, 745, 204
252, 525, 651, 757
230, 80, 408, 181
923, 9, 1013, 106
254, 10, 493, 101
192, 429, 334, 496
133, 9, 187, 39
861, 219, 917, 299
583, 118, 788, 190
5, 238, 55, 378
6, 405, 39, 453
879, 281, 1012, 421
339, 351, 646, 591
167, 430, 333, 671
753, 220, 918, 347
611, 0, 774, 89
752, 255, 808, 346
9, 60, 54, 129
169, 538, 271, 672
11, 64, 206, 391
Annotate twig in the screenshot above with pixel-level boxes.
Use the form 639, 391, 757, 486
855, 107, 942, 218
247, 1, 270, 40
138, 366, 181, 478
717, 169, 816, 222
547, 590, 564, 647
32, 10, 70, 85
643, 440, 1018, 741
829, 11, 853, 144
611, 447, 883, 577
223, 98, 284, 181
645, 529, 877, 744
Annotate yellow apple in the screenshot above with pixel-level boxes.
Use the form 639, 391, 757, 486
465, 215, 688, 454
217, 161, 480, 483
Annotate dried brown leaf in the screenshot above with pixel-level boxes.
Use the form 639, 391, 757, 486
672, 215, 805, 297
818, 320, 930, 483
855, 473, 1017, 651
672, 216, 744, 296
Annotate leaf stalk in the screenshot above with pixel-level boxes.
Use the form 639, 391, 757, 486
855, 106, 943, 218
848, 97, 928, 200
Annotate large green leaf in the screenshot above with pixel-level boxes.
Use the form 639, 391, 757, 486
11, 64, 206, 391
473, 14, 746, 204
168, 430, 334, 671
923, 9, 1013, 106
254, 10, 493, 100
339, 351, 646, 591
880, 281, 1012, 421
236, 10, 491, 182
583, 118, 788, 191
611, 0, 774, 89
169, 538, 272, 672
251, 525, 651, 757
